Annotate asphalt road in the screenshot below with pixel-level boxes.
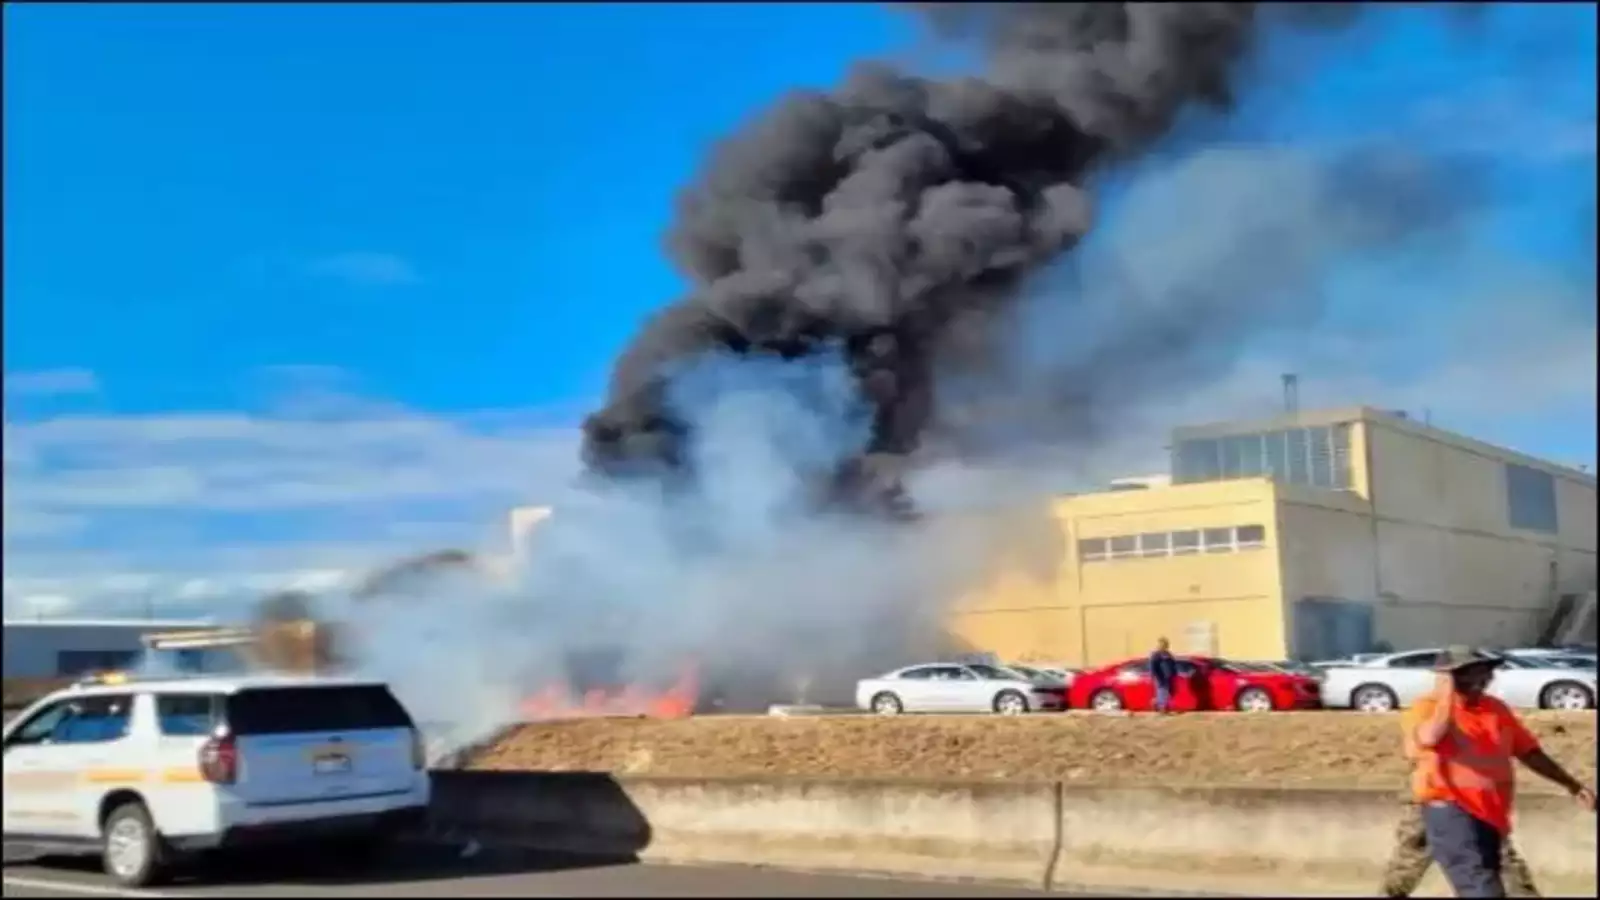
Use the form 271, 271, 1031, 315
2, 844, 1069, 898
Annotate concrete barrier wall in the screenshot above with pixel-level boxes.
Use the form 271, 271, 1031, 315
428, 771, 1058, 886
1051, 786, 1596, 897
427, 772, 1598, 897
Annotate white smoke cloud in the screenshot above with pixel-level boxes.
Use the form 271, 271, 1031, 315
340, 353, 1024, 748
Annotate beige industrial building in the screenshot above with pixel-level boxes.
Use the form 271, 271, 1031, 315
951, 406, 1596, 667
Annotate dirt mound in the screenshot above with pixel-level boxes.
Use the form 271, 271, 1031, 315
464, 711, 1597, 790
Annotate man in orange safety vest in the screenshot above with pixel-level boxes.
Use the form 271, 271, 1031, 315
1401, 646, 1594, 898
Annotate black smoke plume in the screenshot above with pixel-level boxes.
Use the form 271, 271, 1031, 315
580, 3, 1369, 512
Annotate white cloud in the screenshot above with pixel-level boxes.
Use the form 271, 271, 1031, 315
5, 412, 579, 513
3, 368, 100, 397
308, 252, 422, 288
3, 380, 582, 619
9, 593, 76, 620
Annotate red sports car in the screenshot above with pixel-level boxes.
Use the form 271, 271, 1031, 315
1067, 655, 1322, 713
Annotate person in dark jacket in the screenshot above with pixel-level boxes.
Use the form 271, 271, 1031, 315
1149, 637, 1179, 714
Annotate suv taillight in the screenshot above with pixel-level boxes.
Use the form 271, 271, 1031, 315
199, 734, 238, 785
410, 728, 425, 771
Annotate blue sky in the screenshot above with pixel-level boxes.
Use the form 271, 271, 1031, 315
3, 3, 1595, 618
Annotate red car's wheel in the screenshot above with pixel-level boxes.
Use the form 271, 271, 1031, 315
1234, 686, 1275, 713
1089, 689, 1124, 712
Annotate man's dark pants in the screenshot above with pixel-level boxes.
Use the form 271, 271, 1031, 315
1421, 801, 1507, 898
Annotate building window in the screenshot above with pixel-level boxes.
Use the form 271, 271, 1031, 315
1202, 527, 1235, 553
1171, 530, 1201, 556
1173, 425, 1353, 490
55, 650, 139, 677
1174, 439, 1222, 482
1080, 525, 1267, 563
1330, 423, 1353, 488
1505, 463, 1558, 533
1138, 532, 1171, 558
1285, 428, 1310, 485
1235, 524, 1267, 549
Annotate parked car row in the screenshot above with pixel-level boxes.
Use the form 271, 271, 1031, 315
853, 655, 1323, 715
854, 645, 1596, 716
1315, 646, 1596, 712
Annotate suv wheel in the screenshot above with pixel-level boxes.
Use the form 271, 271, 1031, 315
103, 801, 168, 888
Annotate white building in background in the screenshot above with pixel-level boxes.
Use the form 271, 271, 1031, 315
2, 618, 216, 679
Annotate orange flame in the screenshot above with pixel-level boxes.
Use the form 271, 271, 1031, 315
518, 661, 699, 721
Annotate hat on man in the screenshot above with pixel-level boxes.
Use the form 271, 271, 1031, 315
1435, 645, 1504, 673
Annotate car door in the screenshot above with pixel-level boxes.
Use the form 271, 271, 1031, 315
1185, 659, 1223, 711
1485, 661, 1542, 709
1112, 660, 1155, 711
52, 694, 141, 839
927, 666, 980, 711
3, 699, 77, 837
1383, 651, 1443, 706
3, 694, 136, 840
890, 666, 940, 712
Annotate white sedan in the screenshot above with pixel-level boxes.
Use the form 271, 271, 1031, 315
854, 662, 1067, 715
1319, 649, 1597, 712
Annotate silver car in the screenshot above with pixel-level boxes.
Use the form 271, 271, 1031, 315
854, 662, 1067, 715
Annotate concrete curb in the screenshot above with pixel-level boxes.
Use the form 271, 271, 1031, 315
423, 772, 1599, 897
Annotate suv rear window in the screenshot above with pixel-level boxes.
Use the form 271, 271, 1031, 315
225, 685, 413, 736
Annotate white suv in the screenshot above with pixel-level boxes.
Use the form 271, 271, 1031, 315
2, 672, 431, 887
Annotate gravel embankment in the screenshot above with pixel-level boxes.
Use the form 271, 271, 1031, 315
463, 710, 1597, 790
